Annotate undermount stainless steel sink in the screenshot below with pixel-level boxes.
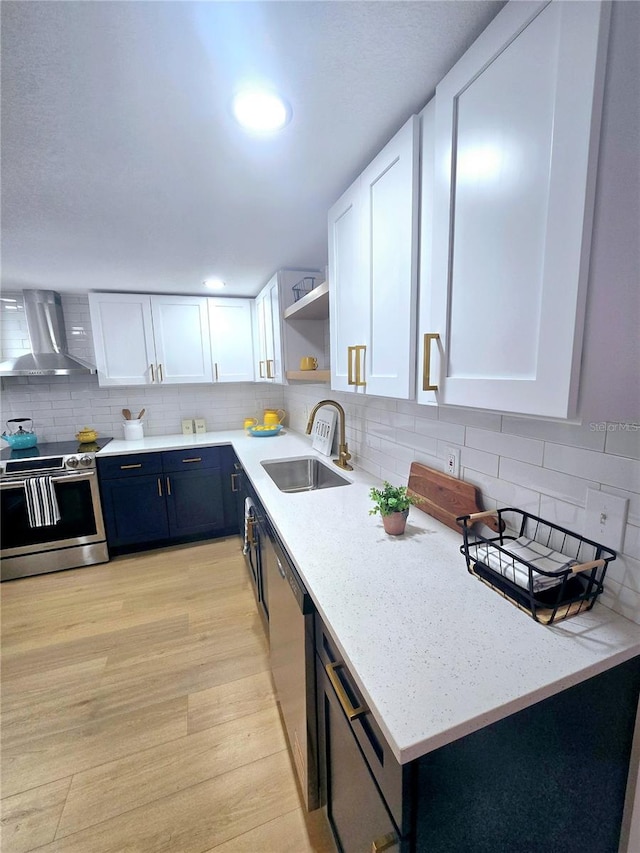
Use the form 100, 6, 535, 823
261, 457, 351, 493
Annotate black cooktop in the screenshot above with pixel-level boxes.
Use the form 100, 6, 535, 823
0, 437, 113, 461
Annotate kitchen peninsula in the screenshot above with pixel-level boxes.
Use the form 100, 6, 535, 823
99, 429, 640, 852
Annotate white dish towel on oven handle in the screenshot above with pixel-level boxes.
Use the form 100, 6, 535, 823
24, 476, 61, 528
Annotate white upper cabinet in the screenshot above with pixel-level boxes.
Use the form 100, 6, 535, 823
89, 292, 213, 386
426, 0, 610, 418
208, 298, 254, 383
254, 275, 281, 383
329, 115, 419, 398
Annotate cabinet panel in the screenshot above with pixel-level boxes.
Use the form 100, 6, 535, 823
161, 446, 221, 473
329, 116, 418, 399
151, 296, 213, 384
329, 182, 366, 393
208, 298, 254, 382
165, 468, 225, 537
430, 0, 610, 417
89, 294, 155, 387
100, 474, 169, 546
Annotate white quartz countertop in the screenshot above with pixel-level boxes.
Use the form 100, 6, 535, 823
100, 430, 640, 764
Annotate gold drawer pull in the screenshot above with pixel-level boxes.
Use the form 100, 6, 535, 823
422, 333, 440, 392
266, 359, 275, 379
157, 363, 163, 382
347, 346, 354, 385
326, 661, 367, 721
371, 832, 398, 853
354, 344, 366, 387
120, 463, 142, 470
182, 457, 202, 463
259, 360, 265, 378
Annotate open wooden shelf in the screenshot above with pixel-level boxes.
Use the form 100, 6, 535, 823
283, 280, 329, 320
285, 369, 331, 382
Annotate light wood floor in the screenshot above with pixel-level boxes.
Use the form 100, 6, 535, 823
1, 537, 337, 853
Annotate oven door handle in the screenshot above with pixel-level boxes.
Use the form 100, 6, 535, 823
0, 470, 96, 489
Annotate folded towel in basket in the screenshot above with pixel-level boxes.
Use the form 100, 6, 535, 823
469, 536, 578, 593
24, 476, 61, 528
243, 497, 256, 554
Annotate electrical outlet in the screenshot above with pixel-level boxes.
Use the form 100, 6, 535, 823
194, 418, 206, 434
446, 447, 460, 478
584, 488, 628, 551
181, 418, 194, 436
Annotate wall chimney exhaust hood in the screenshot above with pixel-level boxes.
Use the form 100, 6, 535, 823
0, 290, 96, 376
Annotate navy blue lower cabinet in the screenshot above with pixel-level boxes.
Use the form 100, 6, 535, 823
164, 467, 225, 537
99, 474, 169, 547
98, 446, 236, 553
315, 612, 640, 853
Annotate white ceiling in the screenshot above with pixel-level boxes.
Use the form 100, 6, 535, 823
1, 0, 505, 298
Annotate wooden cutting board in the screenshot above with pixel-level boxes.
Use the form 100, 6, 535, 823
407, 462, 500, 534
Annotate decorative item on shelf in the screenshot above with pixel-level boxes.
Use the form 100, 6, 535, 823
299, 356, 318, 371
263, 408, 286, 426
2, 418, 38, 449
369, 481, 422, 536
292, 276, 317, 302
75, 426, 99, 444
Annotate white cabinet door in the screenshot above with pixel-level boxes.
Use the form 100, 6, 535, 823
89, 293, 156, 386
150, 296, 213, 384
254, 276, 283, 383
430, 0, 610, 418
361, 115, 419, 399
416, 100, 438, 406
329, 179, 366, 393
208, 298, 254, 382
329, 115, 419, 398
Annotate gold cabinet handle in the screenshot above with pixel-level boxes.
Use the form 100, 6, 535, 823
325, 661, 367, 721
158, 363, 163, 382
231, 472, 239, 492
150, 363, 155, 383
120, 463, 142, 470
266, 359, 275, 379
181, 457, 202, 463
259, 360, 265, 378
371, 832, 398, 853
166, 476, 171, 496
157, 477, 163, 497
347, 346, 354, 385
422, 333, 440, 392
246, 516, 255, 547
354, 345, 366, 387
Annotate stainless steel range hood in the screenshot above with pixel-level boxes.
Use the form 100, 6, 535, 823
0, 290, 96, 376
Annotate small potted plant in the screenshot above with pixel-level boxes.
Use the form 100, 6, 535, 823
369, 481, 421, 535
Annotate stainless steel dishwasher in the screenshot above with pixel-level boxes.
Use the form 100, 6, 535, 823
264, 525, 318, 811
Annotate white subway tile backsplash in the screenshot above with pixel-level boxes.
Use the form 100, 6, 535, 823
604, 424, 640, 460
395, 428, 438, 456
538, 496, 585, 534
502, 415, 606, 451
464, 468, 540, 515
460, 446, 499, 478
415, 417, 465, 445
544, 443, 640, 493
499, 458, 597, 506
606, 554, 640, 594
466, 427, 544, 465
438, 405, 502, 432
623, 524, 640, 561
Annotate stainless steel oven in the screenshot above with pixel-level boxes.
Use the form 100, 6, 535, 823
0, 439, 111, 580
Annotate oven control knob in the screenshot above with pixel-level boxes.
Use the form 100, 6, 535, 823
66, 456, 80, 468
79, 455, 93, 467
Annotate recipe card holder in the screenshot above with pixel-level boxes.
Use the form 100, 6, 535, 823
457, 508, 616, 625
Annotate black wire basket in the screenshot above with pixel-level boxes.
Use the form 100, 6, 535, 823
457, 508, 616, 624
292, 276, 317, 302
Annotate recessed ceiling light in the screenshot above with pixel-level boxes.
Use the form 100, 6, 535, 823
232, 88, 291, 133
203, 278, 225, 290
